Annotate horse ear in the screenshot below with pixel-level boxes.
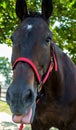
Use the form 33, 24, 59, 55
16, 0, 28, 20
42, 0, 53, 20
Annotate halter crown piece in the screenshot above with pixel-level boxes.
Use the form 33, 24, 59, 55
12, 49, 58, 130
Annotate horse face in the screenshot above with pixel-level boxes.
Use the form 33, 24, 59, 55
6, 0, 53, 124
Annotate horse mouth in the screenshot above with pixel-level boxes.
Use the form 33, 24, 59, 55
12, 108, 32, 124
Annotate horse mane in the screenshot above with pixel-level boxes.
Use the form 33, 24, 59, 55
28, 11, 41, 17
22, 10, 49, 24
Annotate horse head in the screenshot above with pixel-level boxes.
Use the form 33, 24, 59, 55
6, 0, 54, 124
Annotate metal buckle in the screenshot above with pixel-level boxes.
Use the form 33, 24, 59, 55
38, 82, 43, 93
51, 57, 53, 63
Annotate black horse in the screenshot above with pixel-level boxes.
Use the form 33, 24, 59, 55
6, 0, 76, 130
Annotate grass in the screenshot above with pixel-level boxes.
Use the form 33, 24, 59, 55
0, 101, 11, 114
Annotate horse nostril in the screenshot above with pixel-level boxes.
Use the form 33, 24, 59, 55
23, 89, 34, 104
26, 89, 33, 99
26, 89, 31, 97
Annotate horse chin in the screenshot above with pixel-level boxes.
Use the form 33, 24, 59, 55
12, 103, 36, 124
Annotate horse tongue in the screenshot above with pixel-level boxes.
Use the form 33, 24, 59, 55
22, 108, 32, 124
13, 108, 32, 124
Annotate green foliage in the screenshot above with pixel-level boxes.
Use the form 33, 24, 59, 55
51, 0, 76, 63
0, 0, 17, 45
0, 57, 12, 86
0, 0, 76, 63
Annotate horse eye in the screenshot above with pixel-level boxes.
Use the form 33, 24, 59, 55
45, 37, 51, 46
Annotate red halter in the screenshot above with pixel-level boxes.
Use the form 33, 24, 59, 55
12, 53, 58, 85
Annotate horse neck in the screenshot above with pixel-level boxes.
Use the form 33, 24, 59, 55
45, 44, 76, 104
